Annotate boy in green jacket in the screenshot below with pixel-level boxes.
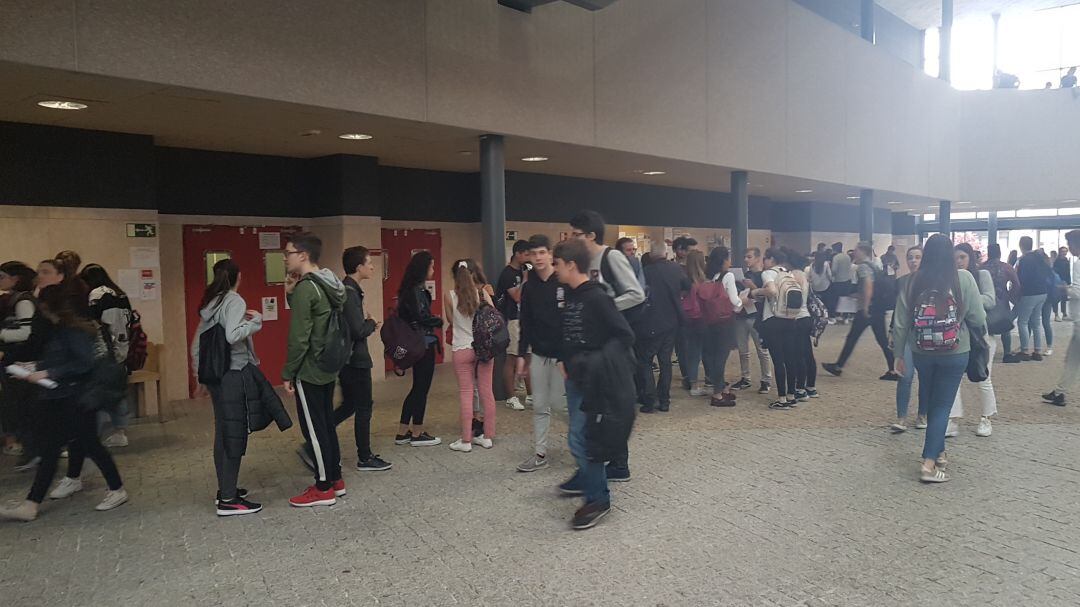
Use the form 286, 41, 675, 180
282, 232, 348, 507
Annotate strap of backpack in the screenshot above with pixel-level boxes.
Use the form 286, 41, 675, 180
600, 248, 614, 286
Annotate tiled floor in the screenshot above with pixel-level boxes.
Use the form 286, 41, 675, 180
1, 323, 1078, 606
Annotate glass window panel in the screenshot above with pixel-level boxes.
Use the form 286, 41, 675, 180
923, 214, 937, 221
205, 251, 231, 285
953, 212, 978, 220
997, 211, 1017, 218
977, 212, 990, 219
265, 250, 287, 285
1058, 207, 1080, 216
1017, 208, 1056, 217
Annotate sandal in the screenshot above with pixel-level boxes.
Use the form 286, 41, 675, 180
920, 466, 949, 483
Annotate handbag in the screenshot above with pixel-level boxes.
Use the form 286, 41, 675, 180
78, 325, 129, 413
985, 298, 1013, 336
198, 323, 231, 385
966, 321, 990, 383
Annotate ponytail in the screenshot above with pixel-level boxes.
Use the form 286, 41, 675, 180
452, 259, 481, 316
199, 259, 240, 311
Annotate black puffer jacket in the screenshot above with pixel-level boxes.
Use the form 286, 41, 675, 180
572, 339, 637, 463
213, 364, 292, 458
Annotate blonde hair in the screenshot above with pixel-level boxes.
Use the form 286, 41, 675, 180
686, 250, 707, 284
452, 259, 482, 316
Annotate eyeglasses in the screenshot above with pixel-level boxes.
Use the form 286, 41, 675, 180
570, 231, 588, 238
284, 250, 302, 258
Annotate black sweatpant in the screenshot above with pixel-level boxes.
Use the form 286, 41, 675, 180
206, 383, 243, 500
295, 379, 341, 489
795, 316, 817, 390
336, 366, 374, 461
637, 328, 677, 407
400, 344, 436, 426
29, 397, 122, 504
835, 309, 894, 371
0, 377, 34, 451
762, 317, 799, 397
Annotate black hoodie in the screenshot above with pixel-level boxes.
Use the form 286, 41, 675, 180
559, 280, 635, 365
518, 270, 563, 358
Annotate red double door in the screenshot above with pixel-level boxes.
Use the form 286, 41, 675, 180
381, 228, 443, 370
182, 225, 299, 396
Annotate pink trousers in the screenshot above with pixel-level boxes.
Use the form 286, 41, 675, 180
452, 348, 496, 442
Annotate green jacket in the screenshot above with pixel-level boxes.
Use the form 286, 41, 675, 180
283, 268, 346, 386
892, 269, 986, 360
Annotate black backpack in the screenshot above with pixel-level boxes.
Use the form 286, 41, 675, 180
197, 323, 230, 385
864, 262, 897, 311
380, 308, 428, 376
307, 278, 350, 374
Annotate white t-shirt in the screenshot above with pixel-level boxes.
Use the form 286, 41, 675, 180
809, 261, 832, 293
713, 272, 744, 313
448, 290, 477, 351
761, 267, 810, 321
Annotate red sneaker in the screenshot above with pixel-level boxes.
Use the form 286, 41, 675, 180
289, 485, 336, 508
332, 479, 347, 497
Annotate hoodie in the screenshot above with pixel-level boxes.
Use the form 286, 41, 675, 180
283, 268, 346, 385
191, 290, 262, 377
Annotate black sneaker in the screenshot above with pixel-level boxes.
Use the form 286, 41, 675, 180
704, 378, 714, 388
410, 432, 441, 447
216, 497, 263, 517
794, 389, 809, 402
731, 378, 752, 390
571, 500, 611, 530
1043, 391, 1066, 406
357, 455, 392, 472
215, 488, 249, 504
710, 393, 736, 407
606, 465, 631, 482
822, 363, 842, 377
656, 402, 670, 412
394, 431, 413, 445
558, 473, 584, 496
1017, 352, 1032, 362
639, 404, 656, 414
1002, 353, 1022, 363
879, 371, 901, 381
1031, 352, 1044, 361
768, 399, 795, 410
806, 388, 819, 399
758, 382, 771, 394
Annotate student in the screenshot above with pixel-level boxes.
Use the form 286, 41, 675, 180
682, 250, 710, 396
672, 236, 698, 266
828, 242, 854, 318
569, 210, 644, 483
1007, 250, 1019, 267
984, 244, 1022, 363
881, 245, 900, 277
282, 233, 348, 508
1043, 230, 1080, 406
809, 251, 834, 322
787, 249, 818, 401
893, 234, 986, 483
553, 238, 636, 530
1039, 250, 1059, 356
615, 237, 647, 290
822, 243, 898, 380
494, 240, 531, 411
76, 264, 133, 448
445, 259, 497, 453
0, 262, 38, 464
701, 246, 744, 406
515, 235, 564, 472
0, 285, 127, 521
190, 259, 286, 516
734, 248, 772, 394
751, 248, 809, 409
1014, 236, 1051, 361
1053, 246, 1071, 321
638, 242, 690, 413
947, 244, 998, 439
891, 246, 926, 433
298, 247, 391, 473
395, 250, 443, 447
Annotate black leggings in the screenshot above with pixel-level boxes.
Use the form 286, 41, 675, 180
795, 317, 816, 390
29, 397, 122, 503
336, 366, 374, 460
400, 344, 436, 426
835, 309, 894, 371
762, 317, 799, 397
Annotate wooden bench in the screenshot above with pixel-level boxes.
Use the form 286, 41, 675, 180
129, 342, 165, 423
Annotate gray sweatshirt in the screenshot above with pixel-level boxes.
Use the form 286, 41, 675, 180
191, 290, 262, 375
590, 246, 646, 312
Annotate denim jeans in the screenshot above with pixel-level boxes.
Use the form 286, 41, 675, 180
1041, 298, 1054, 349
895, 345, 923, 419
914, 352, 969, 461
681, 325, 704, 385
1016, 294, 1047, 352
565, 378, 608, 504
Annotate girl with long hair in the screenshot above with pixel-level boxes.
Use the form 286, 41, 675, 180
786, 248, 818, 401
396, 251, 443, 447
0, 285, 127, 521
78, 264, 134, 447
810, 250, 833, 315
681, 250, 710, 396
893, 234, 986, 483
444, 259, 497, 452
752, 247, 810, 409
702, 246, 744, 406
947, 243, 999, 438
190, 258, 266, 515
891, 246, 925, 433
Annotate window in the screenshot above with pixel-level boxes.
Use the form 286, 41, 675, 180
923, 213, 937, 221
997, 211, 1017, 218
264, 250, 287, 285
976, 212, 990, 219
1017, 208, 1056, 218
1059, 208, 1080, 216
953, 212, 978, 220
204, 251, 231, 285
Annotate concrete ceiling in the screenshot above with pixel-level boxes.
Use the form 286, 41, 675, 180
877, 0, 1076, 30
0, 60, 944, 213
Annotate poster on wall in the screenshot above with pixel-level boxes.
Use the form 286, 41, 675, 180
261, 296, 279, 321
129, 246, 160, 268
258, 232, 281, 250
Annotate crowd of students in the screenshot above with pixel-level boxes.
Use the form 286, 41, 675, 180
2, 221, 1077, 527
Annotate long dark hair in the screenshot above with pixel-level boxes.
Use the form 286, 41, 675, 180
706, 246, 730, 278
200, 259, 240, 310
909, 234, 964, 318
38, 284, 96, 334
0, 261, 35, 293
79, 264, 126, 297
399, 250, 434, 297
812, 251, 830, 275
954, 243, 978, 278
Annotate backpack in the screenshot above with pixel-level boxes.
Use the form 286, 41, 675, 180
912, 289, 962, 352
305, 278, 350, 374
599, 248, 648, 329
197, 323, 230, 385
695, 278, 735, 326
807, 289, 829, 345
78, 325, 129, 413
124, 309, 149, 372
681, 283, 703, 321
380, 308, 428, 376
863, 262, 898, 311
472, 303, 510, 363
773, 268, 804, 320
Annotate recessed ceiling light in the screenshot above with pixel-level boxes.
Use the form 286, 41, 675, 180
521, 156, 549, 162
641, 171, 666, 176
338, 133, 373, 140
795, 189, 813, 193
846, 196, 860, 200
1064, 199, 1078, 203
887, 201, 903, 205
956, 201, 972, 205
37, 100, 87, 110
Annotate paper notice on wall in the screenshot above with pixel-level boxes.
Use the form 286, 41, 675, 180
117, 269, 141, 297
259, 232, 281, 250
262, 296, 279, 321
141, 278, 159, 301
129, 246, 160, 268
425, 280, 437, 301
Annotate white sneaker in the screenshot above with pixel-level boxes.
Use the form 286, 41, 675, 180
1055, 314, 1062, 322
59, 448, 69, 459
471, 435, 493, 449
102, 432, 129, 448
945, 420, 960, 438
449, 439, 472, 453
915, 416, 928, 429
1043, 349, 1053, 357
689, 388, 710, 397
49, 477, 83, 500
976, 416, 993, 437
95, 488, 128, 511
505, 397, 525, 411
